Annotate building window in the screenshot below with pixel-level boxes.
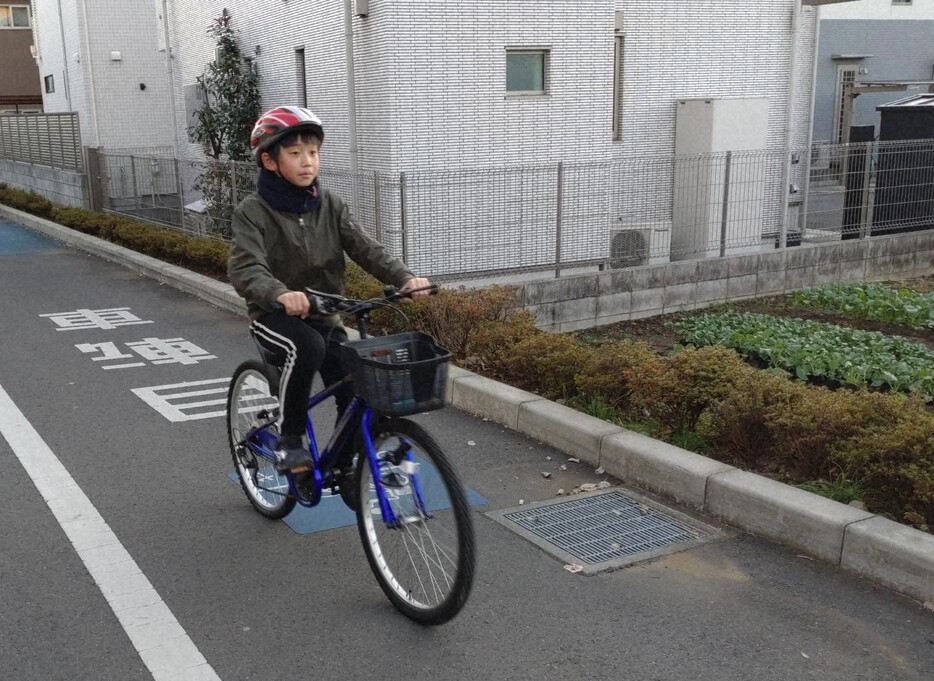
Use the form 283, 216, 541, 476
506, 48, 548, 95
612, 36, 624, 140
295, 48, 307, 107
44, 74, 54, 93
892, 0, 912, 5
0, 5, 31, 28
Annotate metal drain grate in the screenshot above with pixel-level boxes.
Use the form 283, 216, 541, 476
491, 490, 714, 572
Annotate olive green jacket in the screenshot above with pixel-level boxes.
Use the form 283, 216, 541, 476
228, 190, 414, 323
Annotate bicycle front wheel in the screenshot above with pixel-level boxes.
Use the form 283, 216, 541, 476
227, 360, 296, 520
355, 417, 475, 625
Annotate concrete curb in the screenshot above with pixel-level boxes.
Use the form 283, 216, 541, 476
4, 201, 933, 608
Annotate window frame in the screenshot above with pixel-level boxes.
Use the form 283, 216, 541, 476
0, 4, 32, 29
44, 74, 54, 94
505, 47, 550, 98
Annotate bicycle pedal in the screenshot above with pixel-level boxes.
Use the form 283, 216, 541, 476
379, 471, 407, 488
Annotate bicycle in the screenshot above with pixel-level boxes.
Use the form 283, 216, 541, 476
225, 285, 475, 625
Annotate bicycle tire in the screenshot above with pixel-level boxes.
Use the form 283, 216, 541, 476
354, 417, 475, 625
227, 360, 296, 519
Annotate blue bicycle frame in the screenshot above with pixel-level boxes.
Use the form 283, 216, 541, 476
236, 378, 430, 525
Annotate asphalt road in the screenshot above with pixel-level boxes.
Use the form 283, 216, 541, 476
1, 219, 933, 681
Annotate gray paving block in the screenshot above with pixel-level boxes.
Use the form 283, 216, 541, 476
630, 287, 664, 314
664, 282, 696, 309
841, 516, 934, 605
451, 373, 543, 430
728, 254, 759, 278
553, 296, 596, 326
868, 237, 894, 258
526, 303, 555, 329
838, 239, 868, 263
516, 400, 621, 466
785, 266, 814, 291
665, 260, 698, 285
758, 249, 786, 273
838, 257, 866, 282
726, 274, 757, 299
696, 278, 727, 304
595, 290, 631, 319
696, 257, 730, 282
596, 268, 633, 293
813, 261, 842, 285
600, 431, 734, 510
630, 265, 667, 290
756, 268, 786, 296
787, 245, 819, 269
706, 469, 874, 564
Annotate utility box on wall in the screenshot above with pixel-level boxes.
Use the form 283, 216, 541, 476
672, 97, 770, 261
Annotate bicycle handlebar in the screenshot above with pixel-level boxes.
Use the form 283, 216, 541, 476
269, 284, 439, 338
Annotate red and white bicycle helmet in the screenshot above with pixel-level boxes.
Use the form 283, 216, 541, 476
250, 106, 324, 161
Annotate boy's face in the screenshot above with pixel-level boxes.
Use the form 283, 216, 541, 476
262, 137, 320, 188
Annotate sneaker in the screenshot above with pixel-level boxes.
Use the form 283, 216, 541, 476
274, 436, 312, 474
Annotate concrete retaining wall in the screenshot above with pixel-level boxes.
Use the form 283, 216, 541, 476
0, 158, 89, 209
516, 233, 934, 331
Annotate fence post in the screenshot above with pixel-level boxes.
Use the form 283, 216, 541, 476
175, 158, 185, 230
373, 171, 382, 243
85, 146, 104, 212
130, 156, 140, 209
555, 161, 563, 278
230, 162, 237, 206
719, 151, 732, 257
858, 140, 874, 239
400, 171, 408, 262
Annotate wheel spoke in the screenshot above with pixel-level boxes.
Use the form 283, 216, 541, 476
355, 419, 474, 624
227, 362, 295, 519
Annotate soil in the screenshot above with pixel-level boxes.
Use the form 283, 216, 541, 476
574, 275, 934, 355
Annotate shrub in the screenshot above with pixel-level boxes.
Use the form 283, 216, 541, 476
705, 369, 801, 469
466, 313, 538, 378
574, 340, 658, 412
0, 183, 55, 219
628, 345, 748, 436
500, 331, 593, 400
832, 400, 934, 526
398, 285, 522, 361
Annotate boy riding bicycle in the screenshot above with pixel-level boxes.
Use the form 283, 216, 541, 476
228, 106, 430, 474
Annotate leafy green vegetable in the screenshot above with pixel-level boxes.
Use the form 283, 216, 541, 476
792, 283, 934, 329
674, 311, 934, 400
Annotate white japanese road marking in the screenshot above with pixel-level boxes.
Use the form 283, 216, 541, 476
39, 307, 154, 331
0, 383, 221, 681
132, 378, 232, 422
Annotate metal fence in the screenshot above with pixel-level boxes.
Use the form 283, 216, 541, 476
92, 138, 934, 282
0, 112, 83, 171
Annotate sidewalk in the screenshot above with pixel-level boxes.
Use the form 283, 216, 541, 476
3, 201, 933, 609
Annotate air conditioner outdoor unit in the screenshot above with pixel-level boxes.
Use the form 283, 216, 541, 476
608, 228, 651, 268
608, 220, 671, 269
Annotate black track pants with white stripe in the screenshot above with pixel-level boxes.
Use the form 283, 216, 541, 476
250, 312, 351, 441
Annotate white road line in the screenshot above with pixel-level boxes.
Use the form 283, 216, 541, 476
0, 384, 222, 681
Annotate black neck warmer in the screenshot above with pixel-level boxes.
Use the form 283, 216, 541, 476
256, 168, 322, 215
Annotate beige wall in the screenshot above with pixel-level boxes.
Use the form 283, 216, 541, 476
0, 1, 42, 105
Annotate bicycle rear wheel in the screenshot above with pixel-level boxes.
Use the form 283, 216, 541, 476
355, 417, 475, 625
227, 360, 296, 519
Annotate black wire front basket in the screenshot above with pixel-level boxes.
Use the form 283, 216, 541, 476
341, 332, 451, 417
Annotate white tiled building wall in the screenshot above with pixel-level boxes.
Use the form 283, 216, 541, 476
32, 0, 88, 137
32, 0, 175, 151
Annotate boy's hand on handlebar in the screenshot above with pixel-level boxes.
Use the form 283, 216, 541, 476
401, 277, 432, 301
276, 290, 311, 317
